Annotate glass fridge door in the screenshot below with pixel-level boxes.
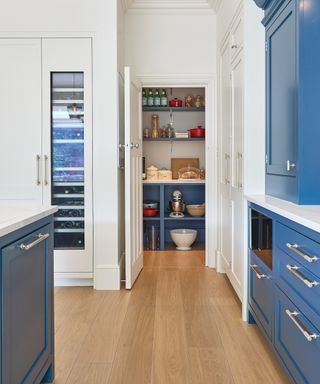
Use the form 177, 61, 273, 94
51, 73, 85, 250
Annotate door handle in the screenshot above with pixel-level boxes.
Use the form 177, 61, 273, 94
225, 153, 230, 184
19, 232, 50, 251
236, 152, 243, 189
286, 310, 319, 342
44, 155, 49, 186
286, 264, 319, 288
287, 160, 296, 171
130, 143, 139, 149
249, 264, 267, 279
36, 154, 41, 186
286, 243, 318, 263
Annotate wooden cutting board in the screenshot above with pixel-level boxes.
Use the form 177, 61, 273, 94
171, 158, 199, 179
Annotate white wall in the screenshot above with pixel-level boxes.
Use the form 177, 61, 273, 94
0, 0, 122, 289
125, 13, 217, 76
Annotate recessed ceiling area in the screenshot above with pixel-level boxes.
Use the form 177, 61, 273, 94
124, 0, 220, 13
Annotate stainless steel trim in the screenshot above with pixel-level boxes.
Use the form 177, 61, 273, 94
286, 264, 319, 288
286, 243, 318, 263
44, 155, 49, 186
19, 233, 49, 251
250, 264, 267, 279
287, 160, 296, 171
285, 309, 319, 342
36, 154, 41, 186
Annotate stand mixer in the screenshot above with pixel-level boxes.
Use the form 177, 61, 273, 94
169, 190, 185, 218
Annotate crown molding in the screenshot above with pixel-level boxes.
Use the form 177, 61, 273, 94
125, 0, 217, 14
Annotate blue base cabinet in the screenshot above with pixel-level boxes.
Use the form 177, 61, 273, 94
0, 216, 54, 384
254, 0, 320, 204
248, 202, 320, 384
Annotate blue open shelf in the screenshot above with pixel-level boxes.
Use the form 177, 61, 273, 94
143, 182, 205, 250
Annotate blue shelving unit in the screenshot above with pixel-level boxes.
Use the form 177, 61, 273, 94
143, 182, 205, 250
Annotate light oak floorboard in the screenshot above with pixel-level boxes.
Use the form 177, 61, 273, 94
54, 251, 288, 384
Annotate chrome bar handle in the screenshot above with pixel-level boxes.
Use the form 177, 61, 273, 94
286, 243, 318, 263
19, 232, 50, 251
250, 264, 267, 279
286, 310, 319, 342
130, 142, 139, 149
286, 264, 319, 288
44, 155, 49, 186
236, 152, 243, 189
36, 154, 41, 186
225, 153, 230, 184
287, 160, 296, 171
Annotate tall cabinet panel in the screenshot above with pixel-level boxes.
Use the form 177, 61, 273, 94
218, 5, 244, 299
266, 2, 296, 178
42, 39, 93, 274
219, 37, 232, 270
0, 39, 43, 203
255, 0, 320, 204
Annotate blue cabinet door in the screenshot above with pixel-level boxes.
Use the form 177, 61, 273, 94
249, 253, 273, 340
2, 224, 53, 384
275, 286, 320, 384
266, 1, 296, 177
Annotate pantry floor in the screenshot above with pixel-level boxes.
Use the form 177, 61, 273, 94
53, 251, 289, 384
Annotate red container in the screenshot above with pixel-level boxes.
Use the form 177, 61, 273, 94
189, 126, 205, 138
169, 98, 183, 107
143, 208, 159, 217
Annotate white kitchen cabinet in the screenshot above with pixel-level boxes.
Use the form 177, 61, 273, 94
219, 8, 244, 299
0, 38, 93, 278
0, 39, 42, 203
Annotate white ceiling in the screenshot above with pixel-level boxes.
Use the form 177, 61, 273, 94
124, 0, 220, 13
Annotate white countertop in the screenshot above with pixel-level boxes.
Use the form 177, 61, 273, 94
246, 194, 320, 233
0, 205, 58, 237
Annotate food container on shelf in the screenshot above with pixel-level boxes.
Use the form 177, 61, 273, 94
146, 165, 158, 180
189, 126, 205, 138
143, 200, 159, 209
143, 208, 159, 217
185, 95, 193, 107
178, 166, 200, 180
169, 98, 183, 107
186, 204, 205, 217
151, 114, 159, 138
158, 169, 172, 180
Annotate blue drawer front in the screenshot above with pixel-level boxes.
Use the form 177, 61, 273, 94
275, 222, 320, 278
275, 248, 320, 317
249, 252, 273, 339
275, 286, 320, 384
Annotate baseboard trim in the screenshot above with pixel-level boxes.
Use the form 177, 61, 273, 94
94, 264, 121, 290
54, 278, 93, 287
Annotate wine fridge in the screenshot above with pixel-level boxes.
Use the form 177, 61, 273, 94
51, 72, 86, 250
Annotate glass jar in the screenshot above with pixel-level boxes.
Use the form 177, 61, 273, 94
166, 124, 175, 138
143, 127, 151, 138
151, 114, 159, 138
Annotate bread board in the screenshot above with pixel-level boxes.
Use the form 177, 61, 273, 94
171, 158, 199, 179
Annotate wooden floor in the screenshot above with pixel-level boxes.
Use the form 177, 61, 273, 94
53, 251, 289, 384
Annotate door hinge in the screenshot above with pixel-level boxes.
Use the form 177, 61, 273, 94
265, 41, 268, 51
265, 154, 268, 164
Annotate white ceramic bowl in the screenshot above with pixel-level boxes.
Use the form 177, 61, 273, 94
170, 229, 197, 251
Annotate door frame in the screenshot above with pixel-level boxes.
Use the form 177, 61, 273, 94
138, 74, 217, 268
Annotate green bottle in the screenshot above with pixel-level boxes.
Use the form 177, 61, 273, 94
147, 89, 154, 106
154, 89, 161, 107
160, 89, 168, 107
142, 89, 147, 106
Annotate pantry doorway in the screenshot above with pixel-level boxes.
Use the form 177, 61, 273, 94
139, 75, 216, 268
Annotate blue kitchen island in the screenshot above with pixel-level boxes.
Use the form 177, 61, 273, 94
0, 205, 57, 384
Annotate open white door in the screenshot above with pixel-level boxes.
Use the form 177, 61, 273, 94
124, 67, 143, 289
